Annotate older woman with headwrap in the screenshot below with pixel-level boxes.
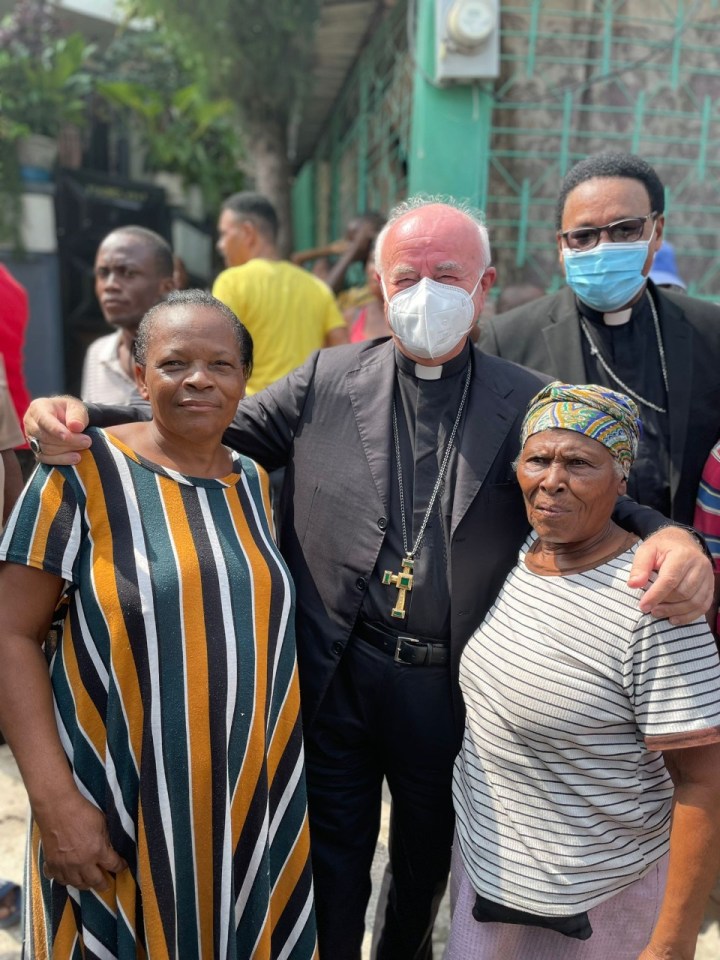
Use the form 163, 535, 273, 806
448, 382, 720, 960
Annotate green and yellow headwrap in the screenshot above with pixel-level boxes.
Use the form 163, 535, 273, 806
520, 382, 642, 478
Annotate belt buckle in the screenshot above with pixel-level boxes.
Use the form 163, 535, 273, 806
394, 635, 420, 663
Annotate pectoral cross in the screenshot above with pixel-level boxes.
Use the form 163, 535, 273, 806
382, 556, 414, 620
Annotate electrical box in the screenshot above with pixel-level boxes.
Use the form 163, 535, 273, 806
435, 0, 500, 83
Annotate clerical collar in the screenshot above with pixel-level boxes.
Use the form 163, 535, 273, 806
576, 287, 648, 328
394, 341, 471, 380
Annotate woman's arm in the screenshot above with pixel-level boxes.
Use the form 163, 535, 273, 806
0, 562, 126, 890
638, 740, 720, 960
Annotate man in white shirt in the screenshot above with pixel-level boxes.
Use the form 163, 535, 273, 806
81, 227, 175, 403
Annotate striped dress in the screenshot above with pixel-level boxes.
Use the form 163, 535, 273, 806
0, 428, 317, 960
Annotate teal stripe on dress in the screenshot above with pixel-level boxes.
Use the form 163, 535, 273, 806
126, 459, 200, 959
268, 764, 309, 888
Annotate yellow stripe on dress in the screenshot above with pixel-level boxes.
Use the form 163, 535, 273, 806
53, 897, 80, 959
251, 912, 272, 960
158, 477, 215, 960
267, 664, 301, 782
270, 812, 312, 932
26, 471, 65, 570
137, 801, 171, 960
226, 492, 273, 845
80, 444, 145, 767
61, 620, 107, 760
116, 867, 140, 954
29, 824, 49, 960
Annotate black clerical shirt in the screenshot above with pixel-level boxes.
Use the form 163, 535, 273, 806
578, 290, 672, 517
360, 343, 471, 640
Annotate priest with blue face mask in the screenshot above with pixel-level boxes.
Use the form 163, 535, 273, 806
480, 151, 720, 525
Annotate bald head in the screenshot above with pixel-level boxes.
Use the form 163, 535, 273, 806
373, 198, 497, 365
375, 199, 491, 278
375, 201, 494, 304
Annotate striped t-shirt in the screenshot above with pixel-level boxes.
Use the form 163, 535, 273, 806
695, 441, 720, 569
453, 533, 720, 916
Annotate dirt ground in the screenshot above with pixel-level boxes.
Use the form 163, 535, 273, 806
2, 749, 719, 959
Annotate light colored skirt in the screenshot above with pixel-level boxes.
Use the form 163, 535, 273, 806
445, 838, 669, 960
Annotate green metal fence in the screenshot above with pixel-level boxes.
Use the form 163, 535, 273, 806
302, 0, 720, 297
488, 0, 720, 297
306, 1, 412, 243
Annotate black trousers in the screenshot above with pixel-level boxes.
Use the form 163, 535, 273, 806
304, 635, 458, 960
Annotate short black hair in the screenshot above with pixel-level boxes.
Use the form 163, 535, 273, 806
135, 289, 253, 378
555, 153, 665, 229
221, 191, 279, 243
101, 225, 174, 278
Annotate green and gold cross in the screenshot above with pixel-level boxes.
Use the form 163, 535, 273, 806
382, 556, 414, 620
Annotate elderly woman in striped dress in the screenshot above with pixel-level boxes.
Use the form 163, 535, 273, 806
448, 382, 720, 960
0, 290, 317, 959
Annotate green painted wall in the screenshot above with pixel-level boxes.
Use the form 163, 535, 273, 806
291, 161, 316, 251
408, 0, 493, 207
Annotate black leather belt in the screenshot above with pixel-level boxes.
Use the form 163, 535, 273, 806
354, 621, 449, 666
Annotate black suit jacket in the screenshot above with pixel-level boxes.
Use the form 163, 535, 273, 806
220, 338, 665, 731
479, 283, 720, 524
219, 339, 545, 727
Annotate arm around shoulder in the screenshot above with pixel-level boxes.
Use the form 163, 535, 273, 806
222, 350, 322, 470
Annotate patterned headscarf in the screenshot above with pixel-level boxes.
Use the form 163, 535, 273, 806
520, 382, 642, 478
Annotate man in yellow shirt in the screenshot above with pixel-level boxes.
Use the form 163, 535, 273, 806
213, 192, 348, 394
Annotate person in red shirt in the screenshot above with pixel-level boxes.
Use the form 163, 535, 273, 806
0, 264, 32, 445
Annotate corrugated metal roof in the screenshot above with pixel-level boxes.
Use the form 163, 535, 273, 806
291, 0, 392, 167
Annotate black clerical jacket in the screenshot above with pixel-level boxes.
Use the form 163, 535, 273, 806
220, 339, 672, 732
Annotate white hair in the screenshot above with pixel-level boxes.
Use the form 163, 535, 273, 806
374, 195, 492, 276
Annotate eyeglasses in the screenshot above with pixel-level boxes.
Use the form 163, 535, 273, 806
559, 213, 657, 251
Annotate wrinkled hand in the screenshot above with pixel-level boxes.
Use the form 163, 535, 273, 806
37, 791, 126, 891
23, 396, 91, 465
629, 527, 713, 624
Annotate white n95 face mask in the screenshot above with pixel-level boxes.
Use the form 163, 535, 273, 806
382, 276, 482, 360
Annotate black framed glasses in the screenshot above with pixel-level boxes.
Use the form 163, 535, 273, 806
559, 212, 657, 251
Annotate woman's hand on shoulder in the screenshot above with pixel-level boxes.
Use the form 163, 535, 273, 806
628, 526, 713, 624
24, 396, 92, 465
35, 789, 126, 891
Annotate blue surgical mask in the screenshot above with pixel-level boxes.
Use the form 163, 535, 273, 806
562, 240, 651, 313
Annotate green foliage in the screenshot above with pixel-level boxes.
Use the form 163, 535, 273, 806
0, 4, 94, 138
0, 127, 23, 249
120, 0, 321, 126
0, 2, 94, 248
95, 25, 245, 211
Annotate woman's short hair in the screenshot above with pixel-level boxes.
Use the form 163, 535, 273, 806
135, 289, 253, 378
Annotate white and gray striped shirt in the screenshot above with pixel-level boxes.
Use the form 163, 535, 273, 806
453, 534, 720, 916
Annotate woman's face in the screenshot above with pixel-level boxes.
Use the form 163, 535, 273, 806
136, 304, 247, 441
517, 429, 627, 544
